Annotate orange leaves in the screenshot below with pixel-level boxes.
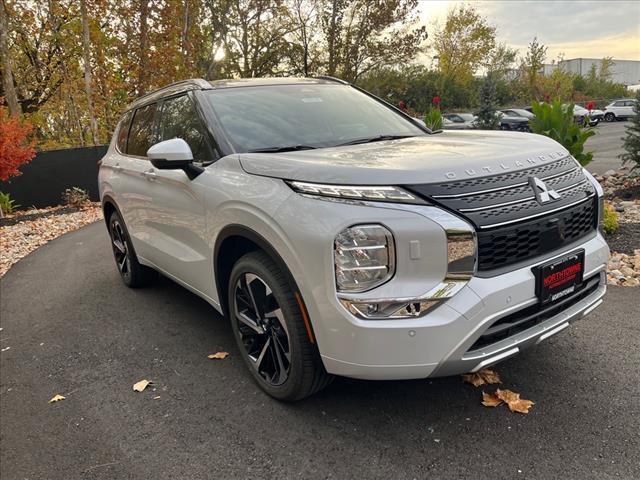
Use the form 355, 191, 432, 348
481, 391, 502, 407
463, 369, 535, 414
133, 379, 152, 392
462, 368, 501, 387
207, 351, 229, 360
49, 394, 66, 403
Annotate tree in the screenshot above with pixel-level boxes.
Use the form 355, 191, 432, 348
521, 37, 547, 100
320, 0, 427, 82
475, 73, 499, 130
620, 90, 640, 171
0, 103, 35, 181
0, 0, 20, 117
432, 4, 497, 83
80, 0, 98, 145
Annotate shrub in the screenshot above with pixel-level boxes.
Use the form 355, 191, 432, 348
0, 191, 19, 216
62, 187, 90, 208
474, 73, 500, 130
619, 89, 640, 172
0, 104, 36, 182
529, 100, 595, 166
602, 202, 619, 234
423, 108, 443, 131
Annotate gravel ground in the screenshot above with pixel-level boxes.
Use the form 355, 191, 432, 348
0, 204, 103, 277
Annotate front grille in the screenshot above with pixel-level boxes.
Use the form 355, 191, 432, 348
405, 156, 598, 272
468, 274, 601, 351
476, 198, 597, 271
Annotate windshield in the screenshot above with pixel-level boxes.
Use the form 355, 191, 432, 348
203, 84, 425, 152
510, 109, 534, 118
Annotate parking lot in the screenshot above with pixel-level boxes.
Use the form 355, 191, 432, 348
1, 223, 639, 479
585, 120, 630, 174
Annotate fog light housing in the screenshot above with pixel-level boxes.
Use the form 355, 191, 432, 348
339, 298, 441, 319
334, 224, 395, 292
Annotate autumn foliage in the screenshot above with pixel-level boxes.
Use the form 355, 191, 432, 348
0, 105, 36, 182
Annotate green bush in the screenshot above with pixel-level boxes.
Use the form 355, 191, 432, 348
423, 108, 443, 131
529, 100, 595, 166
0, 191, 19, 216
619, 89, 640, 172
602, 202, 619, 234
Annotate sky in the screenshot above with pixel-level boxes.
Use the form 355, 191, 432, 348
417, 0, 640, 63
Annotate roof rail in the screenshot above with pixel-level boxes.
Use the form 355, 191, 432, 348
127, 78, 211, 110
313, 75, 350, 85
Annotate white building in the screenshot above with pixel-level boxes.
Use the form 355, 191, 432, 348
542, 58, 640, 86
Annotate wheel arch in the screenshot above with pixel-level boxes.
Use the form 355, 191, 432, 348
214, 225, 301, 313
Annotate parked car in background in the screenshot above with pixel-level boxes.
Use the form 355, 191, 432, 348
603, 99, 638, 122
499, 108, 535, 120
443, 112, 476, 129
573, 105, 604, 126
100, 77, 609, 400
496, 111, 530, 131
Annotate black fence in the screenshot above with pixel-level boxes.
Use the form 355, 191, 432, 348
0, 145, 108, 209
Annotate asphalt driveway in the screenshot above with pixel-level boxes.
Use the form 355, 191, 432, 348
585, 120, 630, 175
1, 223, 639, 479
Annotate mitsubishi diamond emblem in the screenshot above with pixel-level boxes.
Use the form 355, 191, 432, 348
529, 176, 561, 204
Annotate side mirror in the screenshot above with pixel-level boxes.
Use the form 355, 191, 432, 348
146, 138, 203, 179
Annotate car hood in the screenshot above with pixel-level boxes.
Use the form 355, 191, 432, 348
237, 130, 570, 185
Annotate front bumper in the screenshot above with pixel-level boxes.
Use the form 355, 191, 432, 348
318, 232, 609, 380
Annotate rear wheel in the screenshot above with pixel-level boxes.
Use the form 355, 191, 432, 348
228, 251, 332, 401
604, 112, 615, 122
108, 211, 156, 288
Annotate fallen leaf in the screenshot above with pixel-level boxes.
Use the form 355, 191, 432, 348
208, 351, 229, 360
508, 398, 535, 414
462, 368, 501, 387
496, 388, 535, 414
49, 394, 66, 403
133, 379, 152, 392
495, 388, 520, 404
481, 391, 503, 407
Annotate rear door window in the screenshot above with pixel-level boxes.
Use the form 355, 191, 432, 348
159, 95, 213, 162
116, 111, 133, 153
127, 103, 158, 156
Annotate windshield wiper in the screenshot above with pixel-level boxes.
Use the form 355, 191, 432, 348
335, 134, 417, 147
248, 145, 318, 153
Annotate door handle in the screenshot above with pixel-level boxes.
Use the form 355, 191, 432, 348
143, 170, 157, 181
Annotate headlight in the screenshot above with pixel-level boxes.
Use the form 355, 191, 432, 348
334, 224, 395, 292
287, 181, 425, 204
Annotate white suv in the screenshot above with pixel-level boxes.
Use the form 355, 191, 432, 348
99, 78, 609, 400
604, 99, 637, 122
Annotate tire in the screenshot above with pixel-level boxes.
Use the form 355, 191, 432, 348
589, 119, 599, 127
604, 112, 615, 122
108, 211, 157, 288
228, 251, 332, 401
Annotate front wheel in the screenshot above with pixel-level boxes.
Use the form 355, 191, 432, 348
604, 112, 615, 122
228, 251, 332, 401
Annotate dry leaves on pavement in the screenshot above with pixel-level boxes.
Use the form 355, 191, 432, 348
462, 368, 501, 387
481, 388, 535, 414
133, 379, 152, 392
495, 389, 535, 414
481, 391, 503, 407
49, 394, 66, 403
208, 351, 230, 359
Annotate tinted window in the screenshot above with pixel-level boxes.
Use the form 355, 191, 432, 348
203, 84, 424, 152
159, 95, 211, 161
127, 103, 157, 156
116, 111, 132, 152
613, 101, 625, 107
625, 100, 637, 106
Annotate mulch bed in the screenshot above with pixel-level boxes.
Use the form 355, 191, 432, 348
0, 206, 81, 227
604, 222, 640, 256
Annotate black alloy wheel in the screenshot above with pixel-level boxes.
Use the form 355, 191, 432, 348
107, 211, 156, 288
234, 273, 291, 386
228, 251, 332, 401
110, 216, 132, 282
